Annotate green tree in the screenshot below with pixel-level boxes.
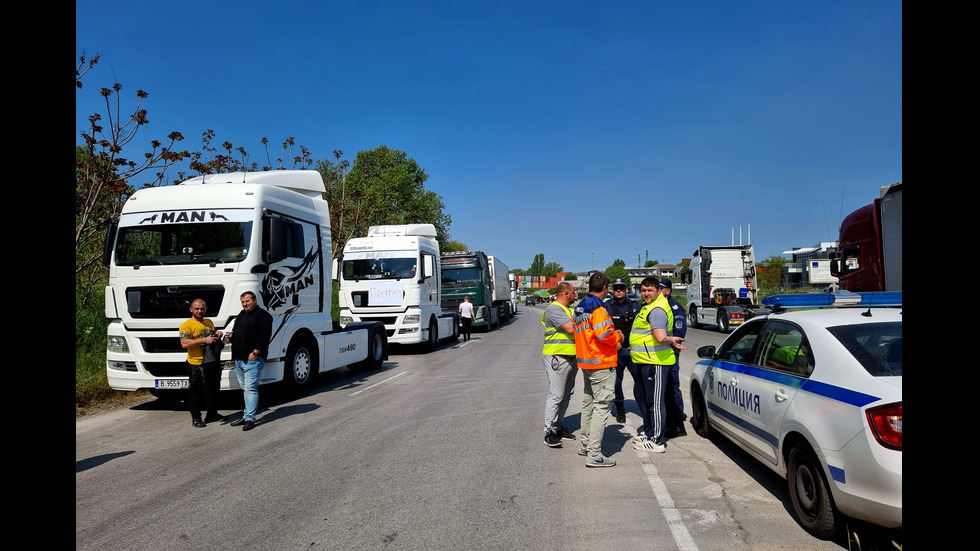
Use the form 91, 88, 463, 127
644, 260, 659, 267
441, 240, 468, 253
319, 145, 451, 255
542, 261, 564, 278
759, 255, 787, 293
605, 259, 630, 285
528, 253, 545, 276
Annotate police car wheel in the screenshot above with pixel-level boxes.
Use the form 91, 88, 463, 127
690, 384, 713, 438
787, 443, 841, 539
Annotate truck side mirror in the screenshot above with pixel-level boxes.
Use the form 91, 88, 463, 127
99, 216, 118, 267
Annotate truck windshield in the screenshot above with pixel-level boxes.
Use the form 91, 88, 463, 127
343, 256, 417, 280
114, 222, 252, 265
442, 267, 481, 287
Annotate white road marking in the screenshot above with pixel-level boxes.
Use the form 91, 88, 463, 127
349, 370, 408, 395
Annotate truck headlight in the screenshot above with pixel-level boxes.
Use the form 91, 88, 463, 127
403, 314, 420, 325
339, 316, 353, 327
107, 335, 130, 353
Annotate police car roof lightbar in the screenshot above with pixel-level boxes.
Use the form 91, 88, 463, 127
761, 291, 903, 309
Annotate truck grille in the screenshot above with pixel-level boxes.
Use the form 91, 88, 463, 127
125, 285, 225, 319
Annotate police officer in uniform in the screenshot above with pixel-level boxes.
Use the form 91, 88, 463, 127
604, 278, 641, 424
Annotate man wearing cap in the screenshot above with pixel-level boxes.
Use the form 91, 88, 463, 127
660, 278, 689, 438
604, 278, 641, 424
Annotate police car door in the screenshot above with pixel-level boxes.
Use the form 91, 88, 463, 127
704, 321, 765, 442
737, 320, 810, 466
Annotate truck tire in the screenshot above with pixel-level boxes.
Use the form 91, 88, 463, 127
717, 310, 730, 333
445, 315, 459, 342
350, 324, 385, 372
424, 318, 438, 352
283, 333, 318, 396
689, 305, 701, 329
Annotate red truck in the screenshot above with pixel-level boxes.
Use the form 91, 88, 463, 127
831, 182, 902, 292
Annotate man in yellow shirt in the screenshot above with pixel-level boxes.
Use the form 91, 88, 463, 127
179, 299, 225, 428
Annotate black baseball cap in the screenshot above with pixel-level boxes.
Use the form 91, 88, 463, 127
612, 278, 627, 289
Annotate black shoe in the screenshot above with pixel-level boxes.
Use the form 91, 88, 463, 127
675, 425, 688, 437
192, 418, 207, 428
229, 418, 246, 427
615, 410, 626, 424
242, 420, 255, 431
558, 427, 576, 441
204, 413, 225, 423
544, 431, 562, 447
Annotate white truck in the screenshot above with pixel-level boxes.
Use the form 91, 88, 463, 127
101, 170, 388, 399
686, 244, 772, 333
487, 255, 514, 324
335, 224, 459, 350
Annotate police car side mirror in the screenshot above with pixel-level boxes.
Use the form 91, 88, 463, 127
697, 345, 716, 359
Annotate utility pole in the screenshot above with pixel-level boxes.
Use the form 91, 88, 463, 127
589, 250, 597, 272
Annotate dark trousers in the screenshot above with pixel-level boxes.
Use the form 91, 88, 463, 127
635, 363, 669, 445
613, 350, 634, 413
461, 317, 472, 340
186, 361, 221, 419
665, 360, 686, 430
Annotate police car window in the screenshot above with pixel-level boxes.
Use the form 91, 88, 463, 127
759, 321, 813, 376
826, 321, 901, 377
716, 323, 763, 364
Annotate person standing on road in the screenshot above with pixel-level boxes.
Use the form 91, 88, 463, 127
574, 272, 623, 467
604, 278, 641, 424
228, 291, 272, 432
179, 299, 225, 428
630, 277, 687, 453
542, 281, 579, 448
660, 278, 689, 438
458, 296, 474, 341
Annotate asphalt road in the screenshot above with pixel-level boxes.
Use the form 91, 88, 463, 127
76, 304, 900, 551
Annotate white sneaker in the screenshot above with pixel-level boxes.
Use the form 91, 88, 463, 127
632, 434, 649, 444
635, 440, 667, 453
585, 453, 617, 467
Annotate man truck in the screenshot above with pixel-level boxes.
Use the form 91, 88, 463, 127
335, 224, 459, 351
830, 181, 903, 293
101, 170, 388, 399
686, 244, 772, 333
440, 251, 512, 330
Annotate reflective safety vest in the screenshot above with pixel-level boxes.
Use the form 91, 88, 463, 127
542, 303, 576, 355
629, 294, 675, 365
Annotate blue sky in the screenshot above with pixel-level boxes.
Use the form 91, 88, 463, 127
76, 1, 901, 274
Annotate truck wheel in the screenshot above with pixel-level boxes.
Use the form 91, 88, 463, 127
350, 324, 385, 372
689, 305, 700, 329
448, 316, 459, 342
424, 318, 438, 352
717, 311, 730, 333
787, 443, 842, 539
283, 334, 318, 396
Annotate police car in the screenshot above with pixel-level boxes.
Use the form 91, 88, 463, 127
689, 292, 902, 539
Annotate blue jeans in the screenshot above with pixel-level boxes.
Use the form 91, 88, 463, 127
234, 358, 265, 421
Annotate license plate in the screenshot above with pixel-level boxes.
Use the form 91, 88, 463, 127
155, 379, 189, 390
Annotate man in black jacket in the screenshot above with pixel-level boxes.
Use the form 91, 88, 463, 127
604, 278, 641, 424
228, 291, 273, 432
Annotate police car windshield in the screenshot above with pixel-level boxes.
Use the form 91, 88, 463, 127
114, 222, 252, 265
826, 321, 902, 377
